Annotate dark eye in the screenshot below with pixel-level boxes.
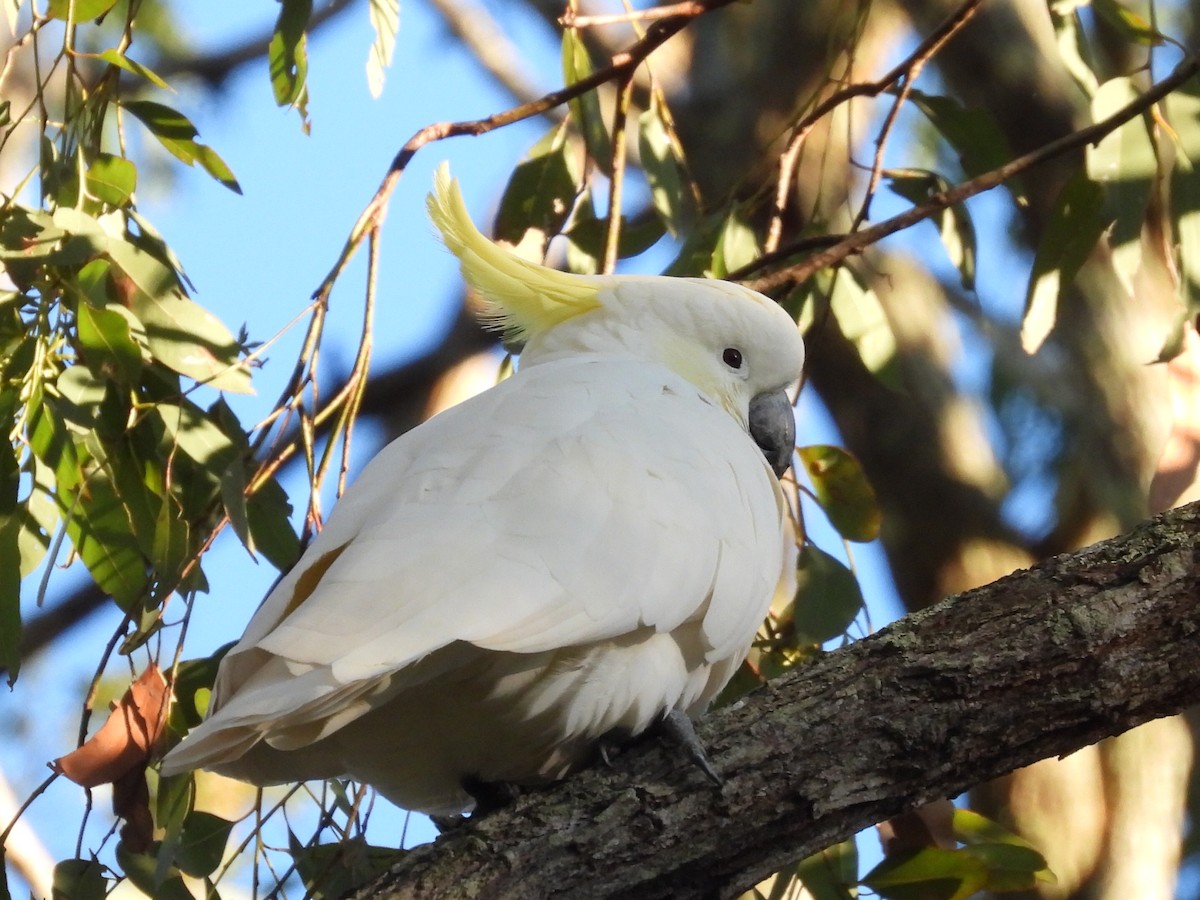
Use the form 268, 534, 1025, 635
723, 347, 743, 369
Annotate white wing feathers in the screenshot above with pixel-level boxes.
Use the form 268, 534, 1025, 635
164, 355, 786, 780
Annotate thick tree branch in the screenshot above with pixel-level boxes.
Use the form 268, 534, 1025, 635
356, 502, 1200, 899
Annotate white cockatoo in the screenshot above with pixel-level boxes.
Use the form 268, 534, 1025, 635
160, 165, 806, 816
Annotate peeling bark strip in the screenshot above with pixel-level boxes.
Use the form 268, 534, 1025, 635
356, 503, 1200, 900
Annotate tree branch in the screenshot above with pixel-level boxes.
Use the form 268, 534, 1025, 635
355, 501, 1200, 899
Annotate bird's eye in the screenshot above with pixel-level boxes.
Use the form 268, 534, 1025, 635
723, 348, 744, 370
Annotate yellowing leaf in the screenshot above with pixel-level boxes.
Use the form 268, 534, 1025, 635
799, 444, 881, 542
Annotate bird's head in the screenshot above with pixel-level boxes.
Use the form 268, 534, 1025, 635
427, 164, 805, 477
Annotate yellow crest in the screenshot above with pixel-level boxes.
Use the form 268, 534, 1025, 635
427, 164, 602, 344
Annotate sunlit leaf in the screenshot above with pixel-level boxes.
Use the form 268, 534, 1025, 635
1021, 170, 1105, 353
55, 364, 107, 432
193, 144, 242, 195
47, 0, 117, 21
710, 208, 759, 278
823, 268, 898, 383
152, 492, 191, 593
563, 191, 665, 273
561, 30, 612, 172
154, 401, 239, 472
799, 445, 881, 541
795, 837, 858, 900
1091, 0, 1165, 45
70, 466, 149, 609
85, 153, 137, 207
97, 48, 171, 90
131, 293, 253, 393
77, 301, 144, 381
861, 846, 988, 900
1087, 76, 1156, 294
638, 93, 695, 236
790, 543, 864, 645
366, 0, 400, 99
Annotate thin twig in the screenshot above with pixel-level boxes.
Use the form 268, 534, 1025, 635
561, 1, 712, 28
604, 74, 636, 274
743, 51, 1200, 294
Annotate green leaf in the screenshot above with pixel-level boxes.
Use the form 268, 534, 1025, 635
0, 439, 21, 683
131, 292, 253, 393
77, 301, 144, 381
790, 543, 864, 645
563, 191, 665, 273
245, 476, 300, 571
710, 208, 759, 278
495, 123, 581, 251
795, 838, 858, 900
798, 445, 880, 542
906, 88, 1023, 202
1021, 170, 1106, 353
71, 466, 150, 609
638, 93, 695, 236
47, 0, 118, 21
85, 153, 137, 207
97, 48, 171, 90
1087, 76, 1156, 292
154, 401, 240, 472
820, 268, 897, 382
288, 835, 403, 900
561, 30, 612, 172
152, 492, 191, 595
176, 812, 234, 878
55, 364, 107, 433
169, 648, 230, 732
1091, 0, 1165, 45
123, 100, 242, 194
116, 843, 193, 900
270, 0, 312, 121
50, 859, 108, 900
366, 0, 400, 99
886, 168, 977, 290
861, 847, 988, 900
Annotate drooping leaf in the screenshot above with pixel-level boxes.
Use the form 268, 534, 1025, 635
561, 30, 612, 172
495, 123, 581, 251
823, 268, 898, 384
907, 88, 1023, 202
366, 0, 400, 98
123, 100, 242, 194
54, 665, 170, 787
1021, 170, 1106, 353
1087, 76, 1157, 294
709, 208, 759, 278
798, 444, 881, 542
886, 168, 977, 290
55, 364, 107, 433
245, 475, 300, 571
151, 492, 191, 596
97, 48, 172, 90
116, 842, 193, 900
269, 0, 313, 125
0, 435, 21, 683
794, 838, 858, 900
563, 191, 665, 273
790, 543, 864, 645
638, 93, 695, 236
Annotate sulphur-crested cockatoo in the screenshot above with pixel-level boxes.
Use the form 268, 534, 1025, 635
160, 165, 805, 815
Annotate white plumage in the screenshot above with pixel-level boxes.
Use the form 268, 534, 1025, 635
160, 166, 805, 815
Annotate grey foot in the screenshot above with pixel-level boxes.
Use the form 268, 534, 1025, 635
462, 775, 520, 817
659, 708, 723, 786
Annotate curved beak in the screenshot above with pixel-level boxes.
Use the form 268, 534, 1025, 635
748, 389, 795, 479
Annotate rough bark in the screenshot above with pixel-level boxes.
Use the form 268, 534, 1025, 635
352, 501, 1200, 900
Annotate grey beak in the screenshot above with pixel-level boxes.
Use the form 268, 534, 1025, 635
748, 389, 795, 479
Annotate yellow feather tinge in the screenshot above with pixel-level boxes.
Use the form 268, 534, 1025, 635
427, 163, 602, 343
